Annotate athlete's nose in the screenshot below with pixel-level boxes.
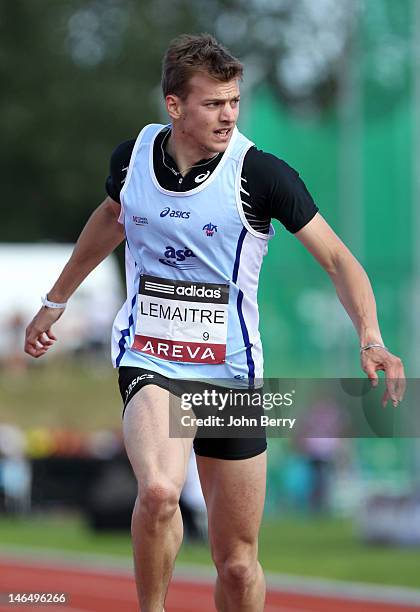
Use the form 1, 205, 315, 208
219, 102, 236, 123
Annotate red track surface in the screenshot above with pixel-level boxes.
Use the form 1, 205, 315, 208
0, 559, 419, 612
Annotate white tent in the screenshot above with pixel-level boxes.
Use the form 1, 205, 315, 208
0, 243, 124, 358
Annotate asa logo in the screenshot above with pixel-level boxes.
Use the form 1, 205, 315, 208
159, 246, 198, 269
160, 207, 190, 219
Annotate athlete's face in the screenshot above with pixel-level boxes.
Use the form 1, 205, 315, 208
167, 73, 240, 155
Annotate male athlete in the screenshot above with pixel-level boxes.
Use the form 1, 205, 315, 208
25, 34, 405, 612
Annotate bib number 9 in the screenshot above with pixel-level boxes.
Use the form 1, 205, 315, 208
203, 332, 209, 341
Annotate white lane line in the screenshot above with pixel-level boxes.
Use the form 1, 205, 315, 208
265, 572, 420, 606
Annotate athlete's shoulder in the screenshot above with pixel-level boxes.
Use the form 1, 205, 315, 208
110, 138, 136, 169
110, 124, 166, 165
106, 139, 135, 203
242, 146, 318, 234
243, 146, 299, 183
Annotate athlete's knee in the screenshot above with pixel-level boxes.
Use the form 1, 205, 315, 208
219, 557, 257, 592
136, 481, 179, 524
213, 547, 258, 593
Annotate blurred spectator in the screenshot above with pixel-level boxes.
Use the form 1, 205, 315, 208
73, 293, 115, 367
86, 429, 123, 459
2, 312, 27, 374
0, 424, 31, 514
295, 399, 347, 513
359, 492, 420, 547
180, 452, 207, 542
25, 428, 56, 458
50, 429, 88, 457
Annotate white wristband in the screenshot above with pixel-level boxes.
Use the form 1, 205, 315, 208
41, 295, 67, 309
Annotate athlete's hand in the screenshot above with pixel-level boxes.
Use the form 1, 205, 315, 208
361, 347, 406, 408
24, 307, 64, 358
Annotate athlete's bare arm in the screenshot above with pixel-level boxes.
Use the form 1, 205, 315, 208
295, 212, 405, 406
24, 196, 124, 358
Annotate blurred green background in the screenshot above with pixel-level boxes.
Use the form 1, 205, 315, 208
1, 0, 420, 593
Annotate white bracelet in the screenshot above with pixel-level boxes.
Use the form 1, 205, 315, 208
360, 343, 388, 353
41, 295, 67, 309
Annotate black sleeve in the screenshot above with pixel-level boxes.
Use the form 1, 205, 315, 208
243, 147, 319, 234
105, 139, 136, 203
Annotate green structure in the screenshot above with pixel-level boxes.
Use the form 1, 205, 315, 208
242, 0, 415, 379
239, 1, 419, 513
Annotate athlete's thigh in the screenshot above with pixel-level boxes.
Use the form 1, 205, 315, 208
196, 452, 267, 555
123, 384, 194, 492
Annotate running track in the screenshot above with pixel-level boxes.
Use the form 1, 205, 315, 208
1, 557, 420, 611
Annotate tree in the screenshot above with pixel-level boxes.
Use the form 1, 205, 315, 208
0, 0, 197, 242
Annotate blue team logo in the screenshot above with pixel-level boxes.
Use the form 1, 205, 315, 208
159, 246, 198, 269
160, 207, 190, 219
203, 222, 218, 237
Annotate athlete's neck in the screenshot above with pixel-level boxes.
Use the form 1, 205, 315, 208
166, 128, 218, 177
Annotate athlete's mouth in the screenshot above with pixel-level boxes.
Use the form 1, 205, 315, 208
214, 128, 231, 137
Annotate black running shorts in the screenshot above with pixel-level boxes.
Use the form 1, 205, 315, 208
118, 366, 267, 461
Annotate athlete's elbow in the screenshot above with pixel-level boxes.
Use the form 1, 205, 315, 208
319, 247, 342, 277
327, 247, 362, 280
102, 196, 122, 221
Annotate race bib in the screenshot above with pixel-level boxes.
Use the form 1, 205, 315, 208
132, 274, 229, 364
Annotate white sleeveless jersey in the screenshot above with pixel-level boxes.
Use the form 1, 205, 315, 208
111, 124, 274, 385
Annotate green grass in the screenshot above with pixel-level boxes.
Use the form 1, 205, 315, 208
0, 362, 121, 430
1, 513, 419, 589
259, 518, 420, 587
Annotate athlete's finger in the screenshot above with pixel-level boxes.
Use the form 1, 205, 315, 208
25, 335, 46, 353
389, 375, 406, 404
25, 340, 47, 358
24, 343, 38, 357
382, 389, 390, 408
396, 374, 406, 402
385, 378, 400, 408
38, 332, 55, 347
394, 359, 406, 401
363, 362, 379, 387
24, 333, 39, 356
45, 328, 58, 341
384, 357, 404, 406
24, 325, 50, 351
384, 377, 397, 406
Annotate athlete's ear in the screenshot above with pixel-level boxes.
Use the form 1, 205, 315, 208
166, 94, 183, 120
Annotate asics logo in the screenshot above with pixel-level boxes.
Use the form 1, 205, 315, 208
160, 207, 190, 219
194, 171, 211, 184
